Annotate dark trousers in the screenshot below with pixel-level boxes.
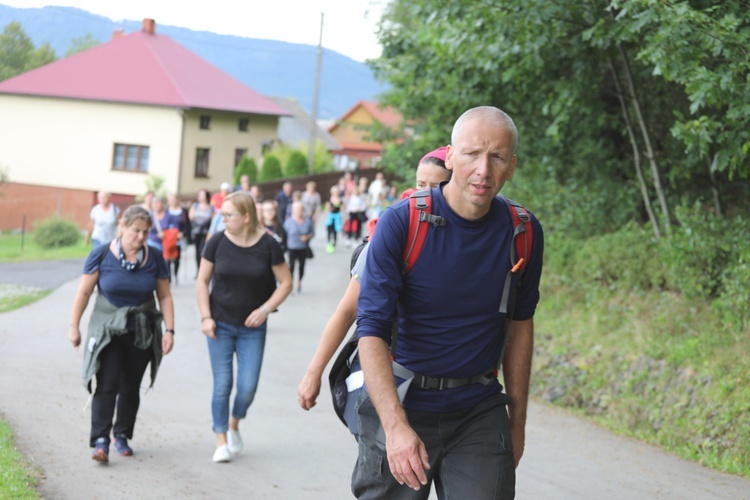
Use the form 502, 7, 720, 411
169, 246, 182, 282
352, 391, 515, 499
327, 223, 338, 245
90, 332, 152, 446
287, 249, 308, 281
347, 213, 364, 240
194, 233, 207, 272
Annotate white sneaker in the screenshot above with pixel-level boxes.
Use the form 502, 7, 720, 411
227, 429, 243, 455
212, 444, 231, 463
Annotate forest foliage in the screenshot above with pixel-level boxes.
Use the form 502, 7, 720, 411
370, 0, 750, 475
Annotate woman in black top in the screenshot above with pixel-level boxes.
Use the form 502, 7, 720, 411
196, 192, 293, 463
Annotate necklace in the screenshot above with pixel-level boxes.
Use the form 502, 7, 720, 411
116, 238, 144, 271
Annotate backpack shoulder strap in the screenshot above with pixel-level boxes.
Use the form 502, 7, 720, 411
96, 240, 111, 269
401, 189, 446, 274
497, 195, 534, 315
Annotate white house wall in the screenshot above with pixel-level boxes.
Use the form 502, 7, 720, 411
0, 95, 182, 196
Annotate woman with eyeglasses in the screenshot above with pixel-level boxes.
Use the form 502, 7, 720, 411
196, 192, 293, 463
68, 205, 175, 464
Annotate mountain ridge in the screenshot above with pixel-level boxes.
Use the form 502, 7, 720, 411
0, 4, 387, 119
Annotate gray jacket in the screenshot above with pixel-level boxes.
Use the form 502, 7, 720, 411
82, 293, 164, 393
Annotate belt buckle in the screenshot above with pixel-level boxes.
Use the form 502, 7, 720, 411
422, 377, 444, 390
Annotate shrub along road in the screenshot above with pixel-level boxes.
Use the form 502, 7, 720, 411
0, 244, 748, 498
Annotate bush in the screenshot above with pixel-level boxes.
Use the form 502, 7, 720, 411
259, 154, 283, 182
660, 203, 741, 299
547, 222, 665, 292
285, 151, 309, 177
33, 217, 80, 248
714, 243, 750, 331
234, 155, 258, 185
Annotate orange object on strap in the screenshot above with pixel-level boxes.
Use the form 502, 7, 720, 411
162, 228, 180, 260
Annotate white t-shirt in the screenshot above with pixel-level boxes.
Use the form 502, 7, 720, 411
346, 193, 367, 214
90, 204, 119, 243
367, 179, 385, 207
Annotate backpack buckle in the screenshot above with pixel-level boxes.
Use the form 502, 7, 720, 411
419, 211, 446, 227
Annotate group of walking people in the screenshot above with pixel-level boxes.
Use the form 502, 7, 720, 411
70, 189, 293, 464
68, 105, 544, 499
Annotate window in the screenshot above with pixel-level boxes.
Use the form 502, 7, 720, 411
199, 115, 211, 130
113, 144, 149, 172
235, 148, 247, 167
238, 118, 249, 132
195, 148, 210, 177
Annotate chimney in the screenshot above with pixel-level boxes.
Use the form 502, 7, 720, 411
111, 28, 124, 40
142, 18, 156, 35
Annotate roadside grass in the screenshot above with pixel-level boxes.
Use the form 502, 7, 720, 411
0, 285, 51, 313
0, 231, 90, 262
0, 420, 40, 499
534, 275, 750, 480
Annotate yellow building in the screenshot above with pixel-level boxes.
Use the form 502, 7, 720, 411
0, 19, 288, 230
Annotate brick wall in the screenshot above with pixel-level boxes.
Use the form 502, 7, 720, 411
0, 183, 135, 232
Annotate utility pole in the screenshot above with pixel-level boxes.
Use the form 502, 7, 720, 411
308, 12, 324, 175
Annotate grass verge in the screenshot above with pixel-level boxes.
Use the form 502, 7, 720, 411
0, 420, 40, 499
0, 285, 51, 313
0, 232, 90, 262
534, 274, 750, 479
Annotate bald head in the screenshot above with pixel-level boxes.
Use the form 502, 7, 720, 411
451, 106, 518, 155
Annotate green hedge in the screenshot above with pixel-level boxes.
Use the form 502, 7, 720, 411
33, 217, 80, 249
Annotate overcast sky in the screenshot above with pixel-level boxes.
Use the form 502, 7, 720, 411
1, 0, 388, 62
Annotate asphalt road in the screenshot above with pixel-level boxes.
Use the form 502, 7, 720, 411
0, 242, 748, 499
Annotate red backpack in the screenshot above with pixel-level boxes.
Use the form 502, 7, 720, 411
329, 189, 535, 435
402, 189, 533, 313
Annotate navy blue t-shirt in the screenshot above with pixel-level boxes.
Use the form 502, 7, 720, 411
357, 184, 544, 413
83, 243, 169, 307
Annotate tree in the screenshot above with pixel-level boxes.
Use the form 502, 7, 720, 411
233, 155, 258, 185
285, 150, 309, 177
0, 22, 57, 81
370, 0, 749, 240
311, 140, 335, 174
65, 33, 101, 57
145, 174, 167, 199
259, 154, 283, 182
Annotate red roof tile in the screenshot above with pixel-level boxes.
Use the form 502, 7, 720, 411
0, 26, 288, 116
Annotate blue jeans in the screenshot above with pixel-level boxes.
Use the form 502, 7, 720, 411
207, 320, 267, 433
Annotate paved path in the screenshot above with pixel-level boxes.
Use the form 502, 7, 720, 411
0, 258, 85, 290
1, 240, 748, 499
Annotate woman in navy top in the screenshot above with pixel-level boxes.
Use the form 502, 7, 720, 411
196, 192, 293, 463
68, 205, 175, 464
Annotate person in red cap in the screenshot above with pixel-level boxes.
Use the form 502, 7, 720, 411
297, 146, 451, 420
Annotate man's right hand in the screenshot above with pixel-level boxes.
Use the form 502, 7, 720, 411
385, 422, 430, 491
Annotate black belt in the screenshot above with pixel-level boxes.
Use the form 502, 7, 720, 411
410, 371, 496, 391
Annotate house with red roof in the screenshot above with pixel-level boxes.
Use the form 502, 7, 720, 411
0, 19, 288, 230
328, 100, 403, 170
